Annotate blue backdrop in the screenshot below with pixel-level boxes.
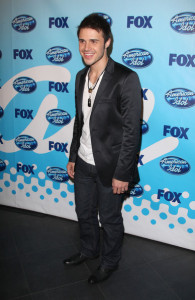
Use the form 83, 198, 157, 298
0, 0, 194, 250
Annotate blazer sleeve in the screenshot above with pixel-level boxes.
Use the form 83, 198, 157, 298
113, 71, 142, 182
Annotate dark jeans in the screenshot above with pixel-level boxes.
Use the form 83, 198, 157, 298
74, 156, 124, 269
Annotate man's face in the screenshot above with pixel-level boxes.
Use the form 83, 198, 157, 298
78, 27, 110, 67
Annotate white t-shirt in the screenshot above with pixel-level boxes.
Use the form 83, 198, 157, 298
78, 70, 104, 165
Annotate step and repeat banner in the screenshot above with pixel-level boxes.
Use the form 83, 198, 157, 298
0, 0, 194, 250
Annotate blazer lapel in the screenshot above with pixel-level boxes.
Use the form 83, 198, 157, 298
91, 58, 114, 114
77, 58, 115, 119
77, 69, 88, 120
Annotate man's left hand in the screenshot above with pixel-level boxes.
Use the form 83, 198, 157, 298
112, 178, 129, 194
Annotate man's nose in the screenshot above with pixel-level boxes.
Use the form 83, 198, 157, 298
84, 42, 91, 51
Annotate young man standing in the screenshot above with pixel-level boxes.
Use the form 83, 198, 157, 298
64, 13, 142, 284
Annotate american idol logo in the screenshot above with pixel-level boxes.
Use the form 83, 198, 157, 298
0, 159, 6, 172
130, 184, 144, 197
46, 109, 71, 126
165, 88, 195, 109
46, 46, 72, 64
13, 77, 36, 94
97, 13, 112, 25
141, 120, 149, 134
12, 15, 36, 33
47, 167, 69, 182
160, 156, 190, 175
170, 12, 195, 34
122, 48, 153, 68
0, 106, 4, 118
15, 135, 37, 151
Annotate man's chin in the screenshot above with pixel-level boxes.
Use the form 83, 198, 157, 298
82, 57, 94, 66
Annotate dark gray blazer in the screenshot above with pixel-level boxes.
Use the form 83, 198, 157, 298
69, 58, 142, 186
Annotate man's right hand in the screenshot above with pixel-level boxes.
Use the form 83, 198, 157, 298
67, 162, 75, 179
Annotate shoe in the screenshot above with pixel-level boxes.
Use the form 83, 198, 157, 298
88, 265, 117, 284
63, 253, 88, 265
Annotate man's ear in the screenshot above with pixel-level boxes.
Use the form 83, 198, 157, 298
105, 38, 111, 49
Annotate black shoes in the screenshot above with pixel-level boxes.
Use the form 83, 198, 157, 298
63, 253, 89, 265
88, 265, 117, 284
63, 253, 117, 283
63, 253, 99, 265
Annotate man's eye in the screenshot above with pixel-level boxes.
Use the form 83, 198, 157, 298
91, 40, 97, 44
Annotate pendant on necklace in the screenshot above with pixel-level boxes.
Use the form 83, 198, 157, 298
88, 98, 91, 107
88, 88, 93, 93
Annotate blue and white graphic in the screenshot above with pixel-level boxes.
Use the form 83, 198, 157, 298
130, 184, 144, 197
13, 77, 37, 94
97, 13, 112, 25
160, 156, 190, 175
0, 107, 4, 118
46, 109, 71, 126
122, 49, 153, 68
12, 15, 36, 32
0, 159, 6, 172
141, 120, 149, 134
15, 135, 38, 151
0, 0, 194, 251
47, 167, 69, 183
165, 88, 195, 109
127, 16, 153, 28
49, 17, 69, 29
46, 47, 72, 64
169, 53, 195, 67
170, 12, 195, 34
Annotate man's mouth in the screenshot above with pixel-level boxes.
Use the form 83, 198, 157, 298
83, 53, 94, 58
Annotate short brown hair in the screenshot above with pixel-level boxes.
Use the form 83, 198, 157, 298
77, 13, 111, 42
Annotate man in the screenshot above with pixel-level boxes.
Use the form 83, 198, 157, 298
64, 13, 142, 284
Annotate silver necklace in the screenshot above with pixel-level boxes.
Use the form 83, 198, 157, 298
87, 69, 105, 107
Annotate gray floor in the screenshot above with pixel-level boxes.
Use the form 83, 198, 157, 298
0, 205, 195, 300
